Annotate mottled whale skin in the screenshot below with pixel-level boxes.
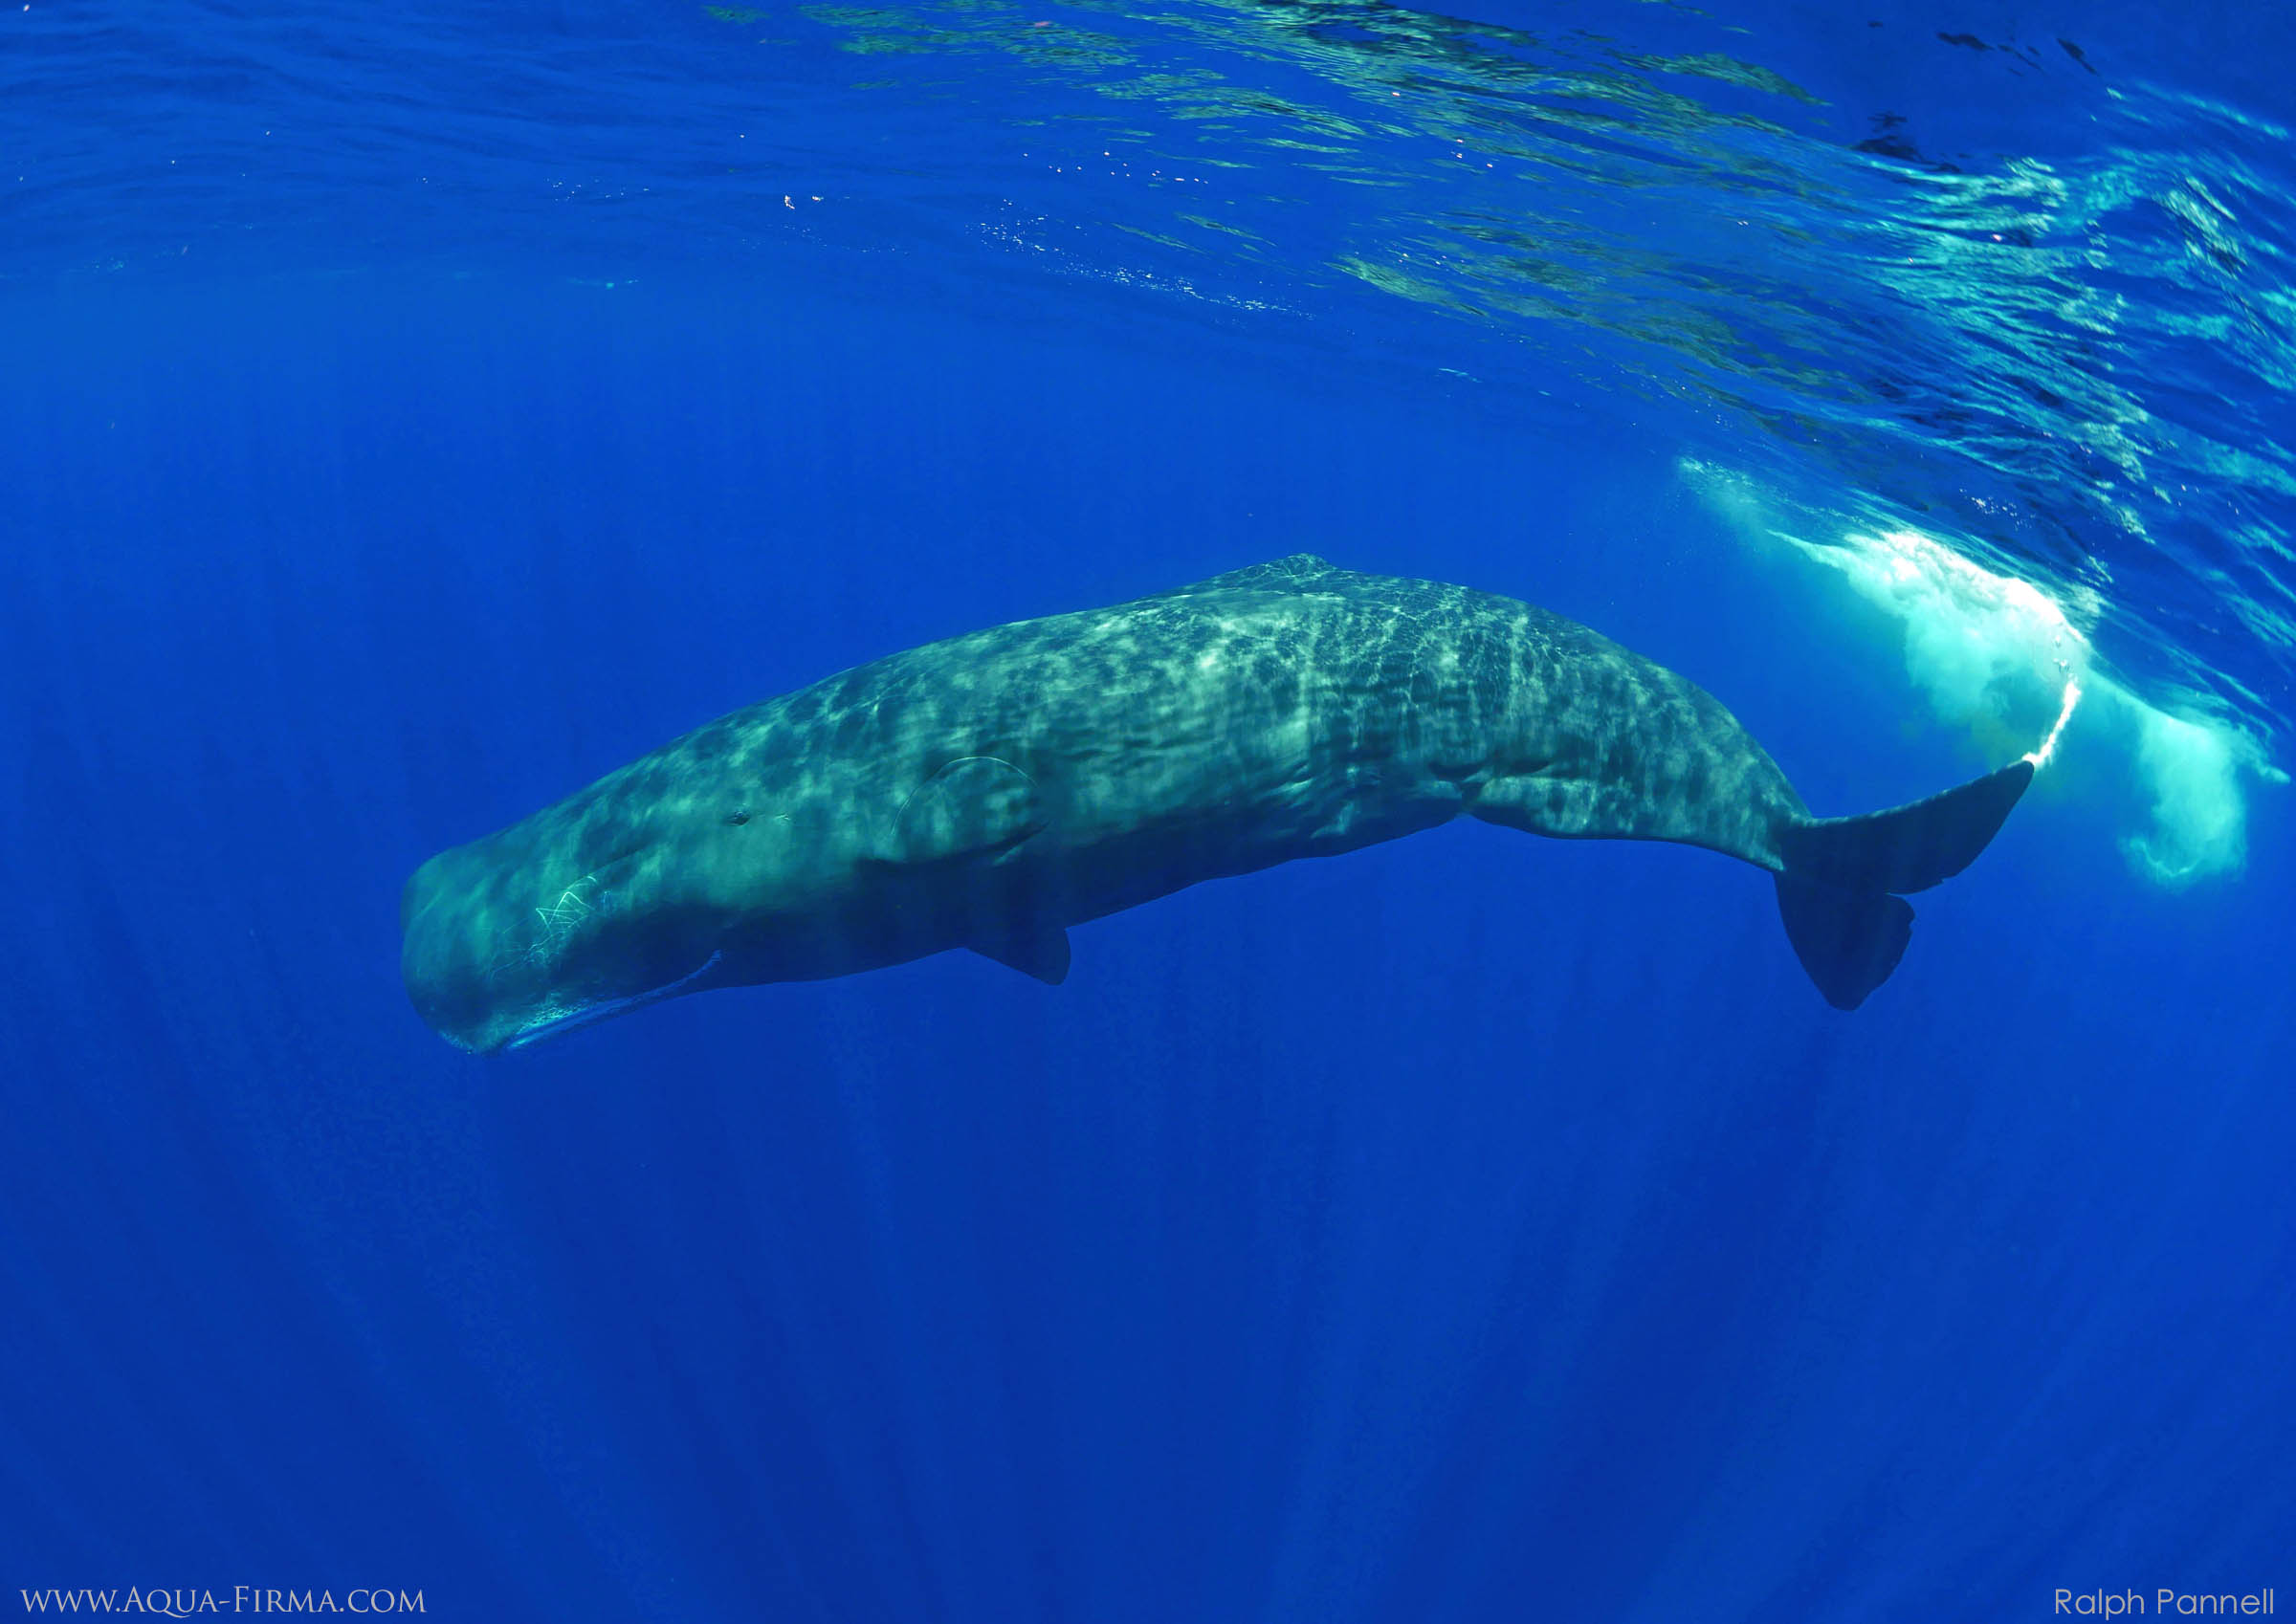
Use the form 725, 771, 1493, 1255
402, 555, 2031, 1052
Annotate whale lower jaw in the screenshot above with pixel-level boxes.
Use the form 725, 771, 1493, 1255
497, 951, 727, 1054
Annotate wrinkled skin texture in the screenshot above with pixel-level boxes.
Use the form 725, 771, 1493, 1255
402, 556, 1806, 1052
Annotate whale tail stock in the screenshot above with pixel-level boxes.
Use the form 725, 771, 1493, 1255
1773, 759, 2035, 1010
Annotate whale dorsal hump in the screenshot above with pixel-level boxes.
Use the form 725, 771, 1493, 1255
894, 756, 1048, 867
1169, 553, 1343, 598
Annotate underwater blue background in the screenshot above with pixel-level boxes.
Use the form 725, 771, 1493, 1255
3, 0, 2292, 1617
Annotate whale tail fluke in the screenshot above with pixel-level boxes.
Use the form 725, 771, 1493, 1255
1775, 875, 1912, 1010
1774, 759, 2035, 1009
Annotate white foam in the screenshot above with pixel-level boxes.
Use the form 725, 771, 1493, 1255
1681, 461, 2277, 887
2118, 703, 2251, 885
2026, 678, 2082, 769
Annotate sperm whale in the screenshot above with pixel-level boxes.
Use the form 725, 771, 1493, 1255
401, 554, 2031, 1052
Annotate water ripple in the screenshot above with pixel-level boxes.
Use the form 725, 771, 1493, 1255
6, 0, 2289, 743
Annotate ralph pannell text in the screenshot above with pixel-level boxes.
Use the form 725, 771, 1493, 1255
2058, 1591, 2275, 1617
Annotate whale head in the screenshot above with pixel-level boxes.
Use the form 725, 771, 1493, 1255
398, 827, 743, 1054
395, 744, 959, 1054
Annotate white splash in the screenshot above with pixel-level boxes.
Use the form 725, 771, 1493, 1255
2025, 677, 2083, 768
2118, 704, 2255, 886
1681, 461, 2279, 887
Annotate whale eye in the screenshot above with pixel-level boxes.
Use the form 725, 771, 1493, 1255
725, 810, 752, 825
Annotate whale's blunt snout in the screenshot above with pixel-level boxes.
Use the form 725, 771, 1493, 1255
399, 845, 525, 1053
399, 836, 729, 1055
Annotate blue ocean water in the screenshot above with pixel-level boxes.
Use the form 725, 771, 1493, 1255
3, 0, 2292, 1617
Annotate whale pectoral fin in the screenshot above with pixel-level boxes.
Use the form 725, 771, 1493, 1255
893, 756, 1048, 867
970, 920, 1071, 985
879, 757, 1069, 981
